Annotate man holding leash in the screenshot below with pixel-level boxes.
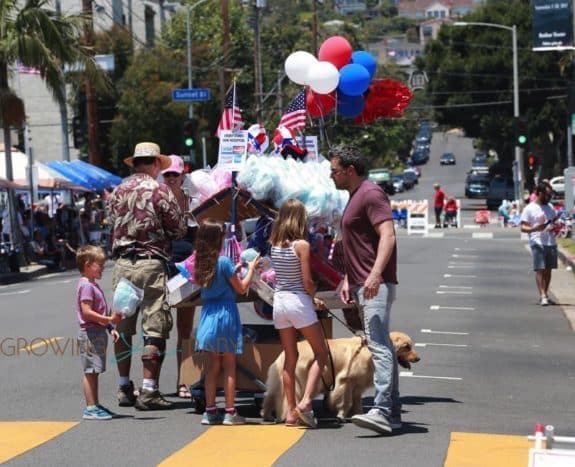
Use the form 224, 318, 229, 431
108, 142, 187, 410
329, 145, 401, 435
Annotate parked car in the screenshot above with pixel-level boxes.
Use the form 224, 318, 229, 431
440, 152, 456, 165
411, 150, 429, 165
472, 153, 488, 165
402, 170, 418, 189
549, 176, 565, 197
392, 174, 405, 193
486, 177, 515, 210
465, 173, 490, 198
368, 168, 395, 195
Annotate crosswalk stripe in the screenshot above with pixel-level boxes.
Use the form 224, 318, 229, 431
444, 432, 532, 467
0, 421, 78, 464
158, 425, 305, 466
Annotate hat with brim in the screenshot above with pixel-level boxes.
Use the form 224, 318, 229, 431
124, 142, 171, 170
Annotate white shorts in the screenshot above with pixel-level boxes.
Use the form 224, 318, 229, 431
273, 291, 318, 330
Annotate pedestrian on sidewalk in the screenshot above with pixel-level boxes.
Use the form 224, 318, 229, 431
108, 142, 186, 410
75, 245, 122, 420
329, 145, 401, 435
520, 181, 558, 306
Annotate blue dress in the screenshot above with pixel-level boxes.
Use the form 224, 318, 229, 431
195, 256, 243, 354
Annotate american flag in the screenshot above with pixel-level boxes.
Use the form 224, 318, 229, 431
216, 85, 243, 138
279, 88, 307, 131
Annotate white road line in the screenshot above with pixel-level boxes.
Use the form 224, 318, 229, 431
439, 285, 473, 289
400, 371, 462, 381
426, 232, 444, 238
448, 262, 474, 265
462, 224, 481, 229
472, 232, 493, 239
443, 274, 477, 278
50, 280, 73, 285
448, 265, 474, 269
421, 329, 469, 335
454, 248, 476, 251
429, 305, 475, 311
0, 289, 30, 297
415, 343, 468, 348
436, 290, 472, 295
452, 254, 478, 258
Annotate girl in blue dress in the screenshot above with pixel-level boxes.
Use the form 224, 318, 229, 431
194, 219, 260, 425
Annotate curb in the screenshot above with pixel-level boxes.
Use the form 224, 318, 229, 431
557, 246, 575, 273
0, 265, 48, 285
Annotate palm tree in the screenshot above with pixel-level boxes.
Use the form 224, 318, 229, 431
0, 0, 108, 250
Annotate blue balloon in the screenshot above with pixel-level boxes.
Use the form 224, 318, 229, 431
338, 63, 371, 97
337, 92, 365, 118
351, 51, 377, 78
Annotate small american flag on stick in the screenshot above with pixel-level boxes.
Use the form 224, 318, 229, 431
216, 83, 243, 137
279, 88, 306, 131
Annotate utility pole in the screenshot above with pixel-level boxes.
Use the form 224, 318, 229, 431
220, 0, 230, 110
55, 0, 70, 162
312, 0, 318, 56
253, 2, 262, 120
82, 0, 101, 166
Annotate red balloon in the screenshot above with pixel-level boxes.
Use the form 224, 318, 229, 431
354, 79, 413, 124
306, 89, 336, 118
318, 36, 352, 70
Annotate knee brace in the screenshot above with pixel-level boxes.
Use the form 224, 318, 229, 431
142, 336, 166, 363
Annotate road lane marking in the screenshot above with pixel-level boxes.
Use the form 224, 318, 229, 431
429, 305, 475, 311
444, 432, 531, 467
443, 274, 477, 278
0, 421, 78, 464
421, 329, 469, 335
19, 337, 64, 352
472, 232, 493, 239
451, 254, 478, 258
454, 248, 476, 251
159, 425, 305, 467
436, 290, 472, 295
448, 265, 474, 269
415, 343, 468, 348
426, 232, 444, 238
400, 371, 462, 381
0, 289, 30, 297
439, 285, 472, 289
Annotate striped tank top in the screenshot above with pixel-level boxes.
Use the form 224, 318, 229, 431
270, 242, 305, 293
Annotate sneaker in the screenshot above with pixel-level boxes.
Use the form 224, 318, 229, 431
134, 388, 174, 411
97, 404, 116, 417
351, 411, 392, 435
117, 381, 137, 407
83, 406, 112, 420
540, 297, 549, 306
201, 411, 224, 425
223, 412, 246, 425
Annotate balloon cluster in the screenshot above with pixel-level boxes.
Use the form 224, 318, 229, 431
284, 36, 412, 122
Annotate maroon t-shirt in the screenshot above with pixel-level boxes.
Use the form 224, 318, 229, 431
340, 180, 398, 288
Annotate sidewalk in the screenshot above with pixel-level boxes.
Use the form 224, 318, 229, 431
0, 263, 48, 285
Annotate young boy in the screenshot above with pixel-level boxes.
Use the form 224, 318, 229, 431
76, 245, 122, 420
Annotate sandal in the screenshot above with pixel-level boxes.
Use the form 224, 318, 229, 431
177, 384, 191, 399
295, 407, 317, 429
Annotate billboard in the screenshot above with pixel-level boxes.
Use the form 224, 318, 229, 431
532, 0, 574, 51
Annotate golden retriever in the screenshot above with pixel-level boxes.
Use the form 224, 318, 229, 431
262, 331, 420, 422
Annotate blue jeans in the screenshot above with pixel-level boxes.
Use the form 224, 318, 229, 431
354, 283, 399, 418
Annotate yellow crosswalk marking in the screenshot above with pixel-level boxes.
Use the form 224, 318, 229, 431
159, 425, 306, 467
0, 421, 78, 464
444, 432, 532, 467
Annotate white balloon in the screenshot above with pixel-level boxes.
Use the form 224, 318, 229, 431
284, 51, 318, 85
307, 61, 339, 95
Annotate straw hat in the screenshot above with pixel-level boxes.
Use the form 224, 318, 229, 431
123, 142, 171, 170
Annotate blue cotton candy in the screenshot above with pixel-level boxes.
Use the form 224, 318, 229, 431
112, 278, 144, 318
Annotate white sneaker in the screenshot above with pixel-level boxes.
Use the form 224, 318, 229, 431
540, 297, 549, 306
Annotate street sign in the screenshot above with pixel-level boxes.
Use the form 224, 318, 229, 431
172, 88, 211, 102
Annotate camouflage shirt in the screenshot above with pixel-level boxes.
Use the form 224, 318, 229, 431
108, 173, 186, 260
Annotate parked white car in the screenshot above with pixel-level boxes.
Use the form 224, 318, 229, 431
549, 176, 564, 196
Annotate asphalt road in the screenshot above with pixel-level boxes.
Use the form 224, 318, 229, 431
2, 133, 575, 466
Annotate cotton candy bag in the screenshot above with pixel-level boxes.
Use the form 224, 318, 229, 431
113, 278, 144, 318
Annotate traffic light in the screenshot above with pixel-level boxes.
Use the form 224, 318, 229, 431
515, 116, 529, 148
72, 116, 86, 149
183, 119, 194, 149
527, 153, 537, 169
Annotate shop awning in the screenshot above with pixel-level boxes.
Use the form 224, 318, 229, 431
45, 160, 104, 191
69, 160, 123, 188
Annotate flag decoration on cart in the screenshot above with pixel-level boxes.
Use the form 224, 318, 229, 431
216, 83, 244, 137
279, 88, 307, 131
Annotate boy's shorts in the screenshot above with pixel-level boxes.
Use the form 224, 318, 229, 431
273, 291, 318, 330
78, 327, 108, 373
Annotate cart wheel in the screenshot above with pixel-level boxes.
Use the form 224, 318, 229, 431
192, 396, 206, 414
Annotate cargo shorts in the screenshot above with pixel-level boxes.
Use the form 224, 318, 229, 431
112, 258, 173, 339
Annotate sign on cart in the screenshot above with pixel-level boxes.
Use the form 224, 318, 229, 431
217, 130, 248, 171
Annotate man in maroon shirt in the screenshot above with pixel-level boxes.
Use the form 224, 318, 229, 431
329, 146, 401, 435
108, 142, 186, 410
